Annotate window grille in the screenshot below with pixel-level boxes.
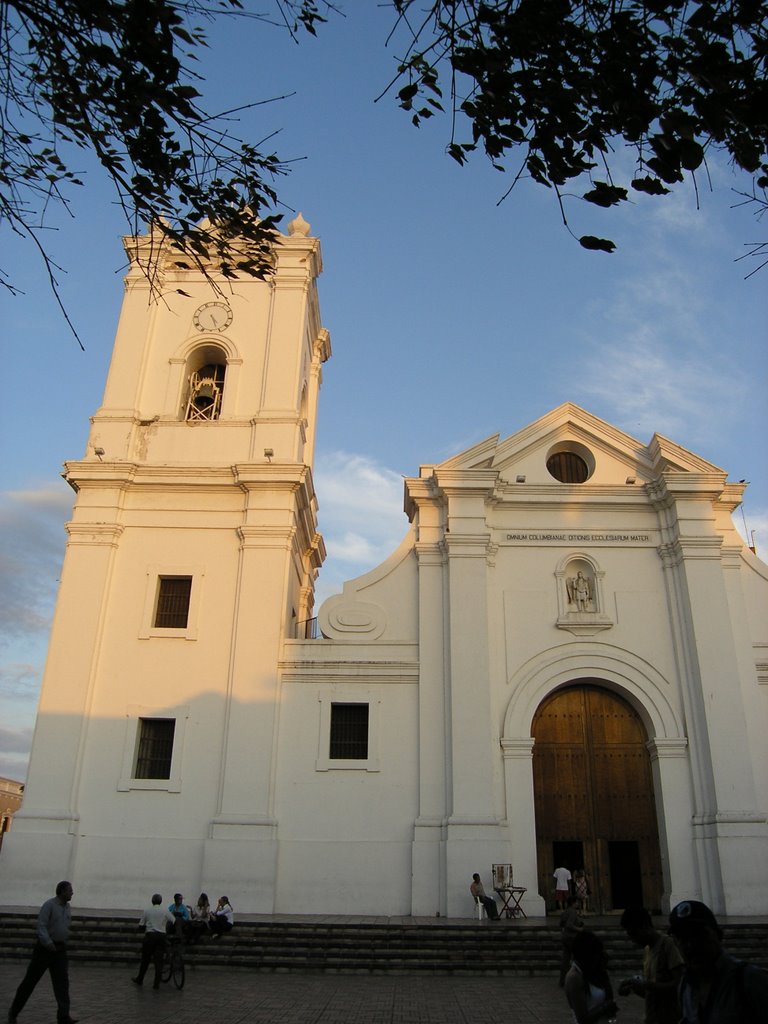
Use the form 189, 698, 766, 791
154, 577, 192, 628
329, 703, 369, 759
135, 718, 175, 779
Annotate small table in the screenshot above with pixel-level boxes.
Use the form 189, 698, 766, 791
494, 886, 527, 918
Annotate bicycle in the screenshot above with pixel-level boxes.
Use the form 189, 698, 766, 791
161, 935, 185, 990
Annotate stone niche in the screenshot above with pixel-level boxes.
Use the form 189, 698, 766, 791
554, 554, 614, 635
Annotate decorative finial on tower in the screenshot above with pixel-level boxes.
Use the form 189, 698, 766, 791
287, 212, 311, 237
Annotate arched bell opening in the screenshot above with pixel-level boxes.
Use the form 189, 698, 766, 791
531, 681, 664, 915
183, 344, 227, 422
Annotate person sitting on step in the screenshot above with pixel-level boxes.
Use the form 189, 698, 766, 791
210, 896, 234, 939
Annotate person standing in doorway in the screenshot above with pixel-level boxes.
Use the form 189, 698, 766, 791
132, 893, 175, 989
8, 880, 78, 1024
573, 868, 590, 913
553, 864, 572, 910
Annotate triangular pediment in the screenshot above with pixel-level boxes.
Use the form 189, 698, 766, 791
433, 403, 725, 486
439, 433, 500, 471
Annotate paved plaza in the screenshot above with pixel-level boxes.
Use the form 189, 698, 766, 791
1, 961, 647, 1024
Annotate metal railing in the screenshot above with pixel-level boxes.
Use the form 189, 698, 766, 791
296, 617, 320, 639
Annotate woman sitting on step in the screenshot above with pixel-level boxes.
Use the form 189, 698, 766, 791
210, 896, 234, 939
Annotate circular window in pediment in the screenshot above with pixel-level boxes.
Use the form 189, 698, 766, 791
546, 442, 595, 483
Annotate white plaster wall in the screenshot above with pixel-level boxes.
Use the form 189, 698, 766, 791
273, 679, 419, 913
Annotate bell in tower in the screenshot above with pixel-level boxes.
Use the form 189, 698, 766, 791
185, 362, 225, 421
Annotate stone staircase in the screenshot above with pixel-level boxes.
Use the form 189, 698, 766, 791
1, 913, 766, 976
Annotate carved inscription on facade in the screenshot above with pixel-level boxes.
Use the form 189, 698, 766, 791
505, 532, 653, 543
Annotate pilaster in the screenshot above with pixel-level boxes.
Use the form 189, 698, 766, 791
646, 738, 697, 912
412, 539, 449, 914
651, 474, 767, 912
501, 738, 546, 917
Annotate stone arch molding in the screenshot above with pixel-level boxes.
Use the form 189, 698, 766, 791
173, 334, 241, 363
502, 641, 684, 743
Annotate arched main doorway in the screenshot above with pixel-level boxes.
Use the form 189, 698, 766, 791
532, 683, 663, 914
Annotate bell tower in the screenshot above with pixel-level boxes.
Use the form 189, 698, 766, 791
1, 214, 331, 908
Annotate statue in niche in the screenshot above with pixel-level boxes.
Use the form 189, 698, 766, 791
566, 570, 594, 612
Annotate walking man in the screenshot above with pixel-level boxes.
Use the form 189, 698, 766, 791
133, 893, 175, 988
8, 880, 78, 1024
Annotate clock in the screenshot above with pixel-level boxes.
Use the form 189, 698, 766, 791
193, 301, 233, 332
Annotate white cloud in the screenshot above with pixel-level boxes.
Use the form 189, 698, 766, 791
316, 452, 405, 544
0, 487, 68, 781
0, 663, 41, 701
0, 725, 34, 755
314, 451, 408, 604
577, 331, 748, 443
0, 726, 33, 782
0, 486, 70, 645
571, 235, 753, 448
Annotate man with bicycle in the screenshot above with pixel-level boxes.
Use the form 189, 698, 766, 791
132, 894, 175, 989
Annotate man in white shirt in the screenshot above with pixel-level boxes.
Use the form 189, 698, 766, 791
553, 864, 572, 910
132, 894, 175, 989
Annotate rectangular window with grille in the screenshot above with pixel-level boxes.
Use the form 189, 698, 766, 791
329, 703, 369, 759
154, 576, 192, 629
135, 718, 175, 779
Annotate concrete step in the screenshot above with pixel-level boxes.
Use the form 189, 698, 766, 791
1, 914, 765, 976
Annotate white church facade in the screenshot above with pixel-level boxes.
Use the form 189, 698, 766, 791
2, 217, 767, 918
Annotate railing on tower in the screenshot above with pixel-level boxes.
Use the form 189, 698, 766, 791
296, 617, 320, 639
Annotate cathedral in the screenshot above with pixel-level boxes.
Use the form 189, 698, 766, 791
2, 217, 766, 917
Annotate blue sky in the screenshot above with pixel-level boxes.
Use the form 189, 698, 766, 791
1, 5, 766, 779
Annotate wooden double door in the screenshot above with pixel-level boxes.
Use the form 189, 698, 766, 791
532, 683, 663, 914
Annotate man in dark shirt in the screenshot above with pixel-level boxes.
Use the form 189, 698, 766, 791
8, 880, 78, 1024
669, 899, 768, 1023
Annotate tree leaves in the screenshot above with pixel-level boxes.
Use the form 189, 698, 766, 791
0, 0, 327, 313
389, 1, 768, 256
579, 235, 617, 253
583, 183, 628, 208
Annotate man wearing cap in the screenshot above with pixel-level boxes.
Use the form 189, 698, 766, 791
668, 899, 768, 1023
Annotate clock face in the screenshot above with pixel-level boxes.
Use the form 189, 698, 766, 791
193, 302, 233, 332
